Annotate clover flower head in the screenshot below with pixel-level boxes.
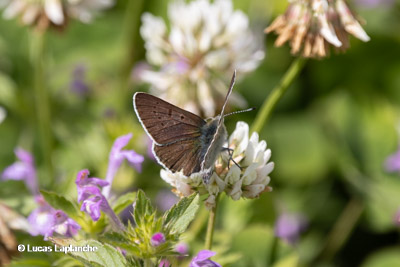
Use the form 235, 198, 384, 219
1, 147, 38, 196
190, 250, 221, 267
138, 0, 264, 117
159, 121, 273, 208
266, 0, 370, 58
275, 212, 308, 244
0, 0, 114, 30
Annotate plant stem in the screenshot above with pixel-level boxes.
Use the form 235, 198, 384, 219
251, 58, 307, 133
267, 236, 279, 266
31, 29, 54, 186
205, 195, 220, 250
313, 197, 364, 264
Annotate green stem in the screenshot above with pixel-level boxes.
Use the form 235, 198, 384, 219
205, 195, 220, 250
251, 58, 307, 133
267, 236, 279, 266
31, 30, 54, 186
313, 197, 364, 263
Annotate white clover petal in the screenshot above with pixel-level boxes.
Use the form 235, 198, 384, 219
45, 0, 64, 25
207, 173, 221, 195
256, 163, 274, 181
242, 184, 265, 198
229, 121, 249, 154
225, 164, 241, 184
229, 178, 243, 200
3, 0, 25, 19
242, 163, 258, 185
197, 79, 215, 117
204, 49, 230, 70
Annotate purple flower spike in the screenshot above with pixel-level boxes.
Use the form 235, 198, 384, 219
385, 148, 400, 173
151, 232, 166, 247
76, 169, 109, 202
275, 213, 308, 245
28, 196, 80, 240
102, 133, 144, 198
190, 250, 221, 267
1, 148, 39, 196
76, 169, 125, 231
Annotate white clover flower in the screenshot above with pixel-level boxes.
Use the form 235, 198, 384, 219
0, 0, 113, 29
265, 0, 370, 58
159, 121, 273, 208
138, 0, 264, 117
0, 106, 6, 124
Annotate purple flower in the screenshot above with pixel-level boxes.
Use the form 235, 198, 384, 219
159, 259, 171, 267
385, 148, 400, 173
175, 242, 189, 255
275, 213, 308, 245
70, 64, 90, 96
76, 169, 125, 231
102, 133, 144, 198
1, 148, 39, 196
151, 232, 166, 247
28, 196, 80, 240
190, 250, 221, 267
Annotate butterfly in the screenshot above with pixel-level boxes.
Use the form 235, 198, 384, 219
133, 70, 251, 183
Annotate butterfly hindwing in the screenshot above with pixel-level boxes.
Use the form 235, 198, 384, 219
153, 139, 203, 176
134, 93, 206, 145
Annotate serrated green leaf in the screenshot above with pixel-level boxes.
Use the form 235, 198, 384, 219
163, 193, 199, 234
40, 190, 84, 225
112, 192, 136, 215
102, 232, 141, 256
133, 190, 153, 227
49, 238, 127, 267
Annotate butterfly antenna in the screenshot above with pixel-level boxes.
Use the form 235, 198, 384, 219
223, 107, 256, 118
218, 70, 236, 123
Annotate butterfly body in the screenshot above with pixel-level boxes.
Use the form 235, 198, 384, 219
134, 70, 237, 183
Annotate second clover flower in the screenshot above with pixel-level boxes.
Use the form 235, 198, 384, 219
266, 0, 370, 58
137, 0, 264, 117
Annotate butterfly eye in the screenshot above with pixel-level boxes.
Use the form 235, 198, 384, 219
180, 115, 185, 120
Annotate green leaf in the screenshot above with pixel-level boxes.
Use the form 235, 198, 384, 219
362, 247, 400, 267
112, 192, 136, 215
40, 190, 83, 224
49, 238, 127, 267
133, 190, 154, 227
101, 232, 141, 256
163, 193, 199, 234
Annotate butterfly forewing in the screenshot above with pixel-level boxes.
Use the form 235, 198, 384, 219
134, 93, 206, 145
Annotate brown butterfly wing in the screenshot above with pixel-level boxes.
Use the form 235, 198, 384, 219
153, 139, 203, 176
133, 93, 206, 145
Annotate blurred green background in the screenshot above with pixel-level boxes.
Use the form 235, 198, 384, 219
1, 0, 400, 266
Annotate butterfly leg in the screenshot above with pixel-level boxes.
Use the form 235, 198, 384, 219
222, 147, 242, 170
